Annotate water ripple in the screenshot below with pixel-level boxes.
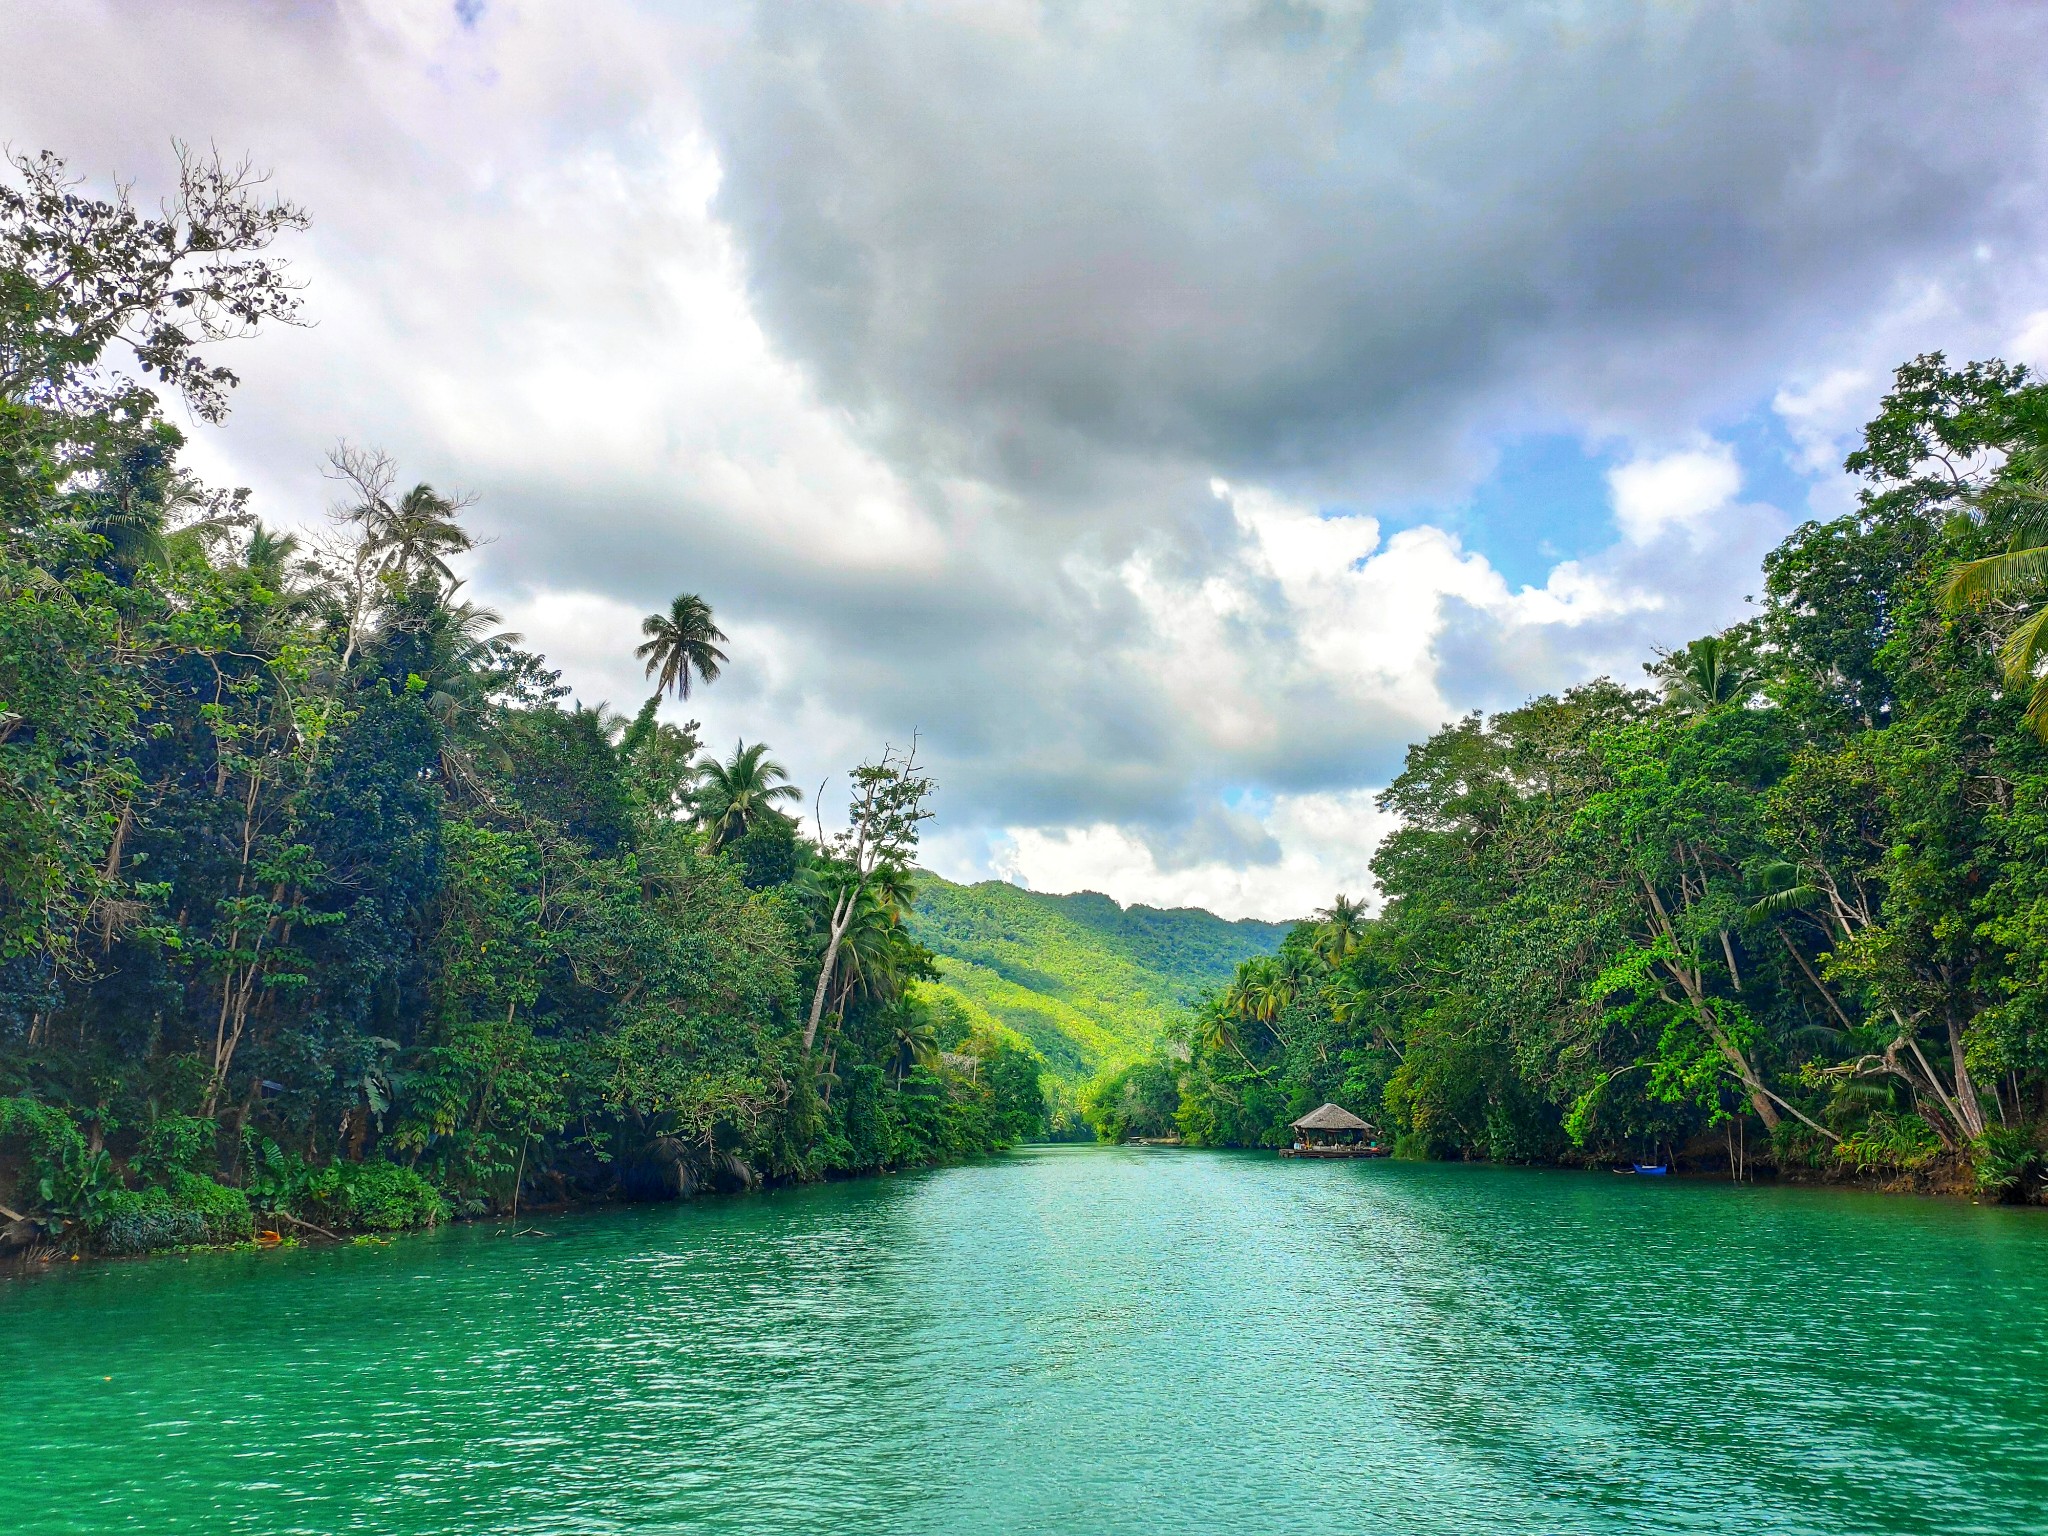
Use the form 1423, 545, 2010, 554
6, 1149, 2047, 1535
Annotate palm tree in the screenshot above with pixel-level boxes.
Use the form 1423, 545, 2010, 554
243, 524, 301, 586
578, 700, 637, 747
887, 1003, 943, 1086
230, 524, 319, 646
832, 879, 932, 1005
1652, 635, 1756, 712
1231, 956, 1296, 1025
1194, 996, 1267, 1078
1941, 460, 2048, 737
692, 740, 801, 849
379, 597, 521, 787
865, 860, 919, 924
637, 593, 727, 707
371, 483, 475, 585
1313, 894, 1368, 964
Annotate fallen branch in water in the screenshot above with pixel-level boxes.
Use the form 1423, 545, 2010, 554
273, 1211, 344, 1242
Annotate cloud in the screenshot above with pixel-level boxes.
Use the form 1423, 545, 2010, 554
1773, 370, 1878, 480
4, 0, 2046, 917
705, 1, 2048, 495
984, 787, 1395, 924
1608, 444, 1742, 545
2008, 310, 2048, 374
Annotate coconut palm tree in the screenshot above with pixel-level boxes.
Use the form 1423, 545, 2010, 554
1652, 635, 1756, 713
375, 596, 521, 787
834, 881, 932, 1005
887, 1002, 943, 1086
1194, 995, 1267, 1078
1941, 460, 2048, 737
1231, 956, 1296, 1025
864, 860, 919, 924
243, 524, 301, 586
692, 740, 801, 849
374, 484, 475, 584
636, 593, 727, 707
226, 524, 321, 647
1313, 894, 1368, 964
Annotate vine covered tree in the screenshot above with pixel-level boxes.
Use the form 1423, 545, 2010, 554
804, 741, 937, 1051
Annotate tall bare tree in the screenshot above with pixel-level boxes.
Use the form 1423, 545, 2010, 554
804, 741, 935, 1051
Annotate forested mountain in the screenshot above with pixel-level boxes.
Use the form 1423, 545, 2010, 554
1095, 355, 2048, 1202
909, 874, 1288, 1080
0, 150, 1043, 1261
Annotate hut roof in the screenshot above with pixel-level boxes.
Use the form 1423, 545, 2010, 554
1290, 1102, 1374, 1132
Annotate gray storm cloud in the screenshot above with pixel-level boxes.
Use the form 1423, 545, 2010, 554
704, 1, 2043, 495
5, 0, 2048, 912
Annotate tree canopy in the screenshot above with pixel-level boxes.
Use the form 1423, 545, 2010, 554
0, 149, 1044, 1259
1090, 351, 2048, 1202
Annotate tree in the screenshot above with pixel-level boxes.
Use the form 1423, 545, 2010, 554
1312, 894, 1368, 963
803, 741, 935, 1051
372, 483, 476, 586
1650, 634, 1758, 712
636, 593, 727, 707
886, 1001, 942, 1087
0, 145, 307, 432
693, 740, 800, 850
1940, 451, 2048, 737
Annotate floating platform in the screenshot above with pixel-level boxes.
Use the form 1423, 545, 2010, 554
1279, 1145, 1390, 1159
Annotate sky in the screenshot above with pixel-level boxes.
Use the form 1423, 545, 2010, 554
6, 1, 2048, 919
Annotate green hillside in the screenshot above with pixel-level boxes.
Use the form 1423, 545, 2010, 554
909, 873, 1292, 1079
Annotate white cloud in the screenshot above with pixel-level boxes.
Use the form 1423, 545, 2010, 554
1773, 368, 1877, 478
1607, 444, 1743, 544
986, 787, 1396, 923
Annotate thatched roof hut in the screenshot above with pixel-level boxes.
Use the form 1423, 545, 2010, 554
1291, 1103, 1373, 1134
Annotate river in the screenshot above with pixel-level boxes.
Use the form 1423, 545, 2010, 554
6, 1146, 2045, 1534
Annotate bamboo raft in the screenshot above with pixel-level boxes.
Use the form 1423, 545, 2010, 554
1278, 1145, 1389, 1159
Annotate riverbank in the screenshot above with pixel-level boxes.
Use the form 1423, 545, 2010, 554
1128, 1135, 2038, 1206
0, 1129, 1034, 1276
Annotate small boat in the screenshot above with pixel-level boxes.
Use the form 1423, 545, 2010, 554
1631, 1162, 1669, 1176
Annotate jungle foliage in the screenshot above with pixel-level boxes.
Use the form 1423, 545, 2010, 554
1092, 353, 2048, 1200
0, 149, 1043, 1258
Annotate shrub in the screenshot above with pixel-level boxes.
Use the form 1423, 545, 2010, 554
92, 1190, 205, 1255
132, 1115, 219, 1182
1972, 1126, 2044, 1199
240, 1132, 315, 1217
87, 1177, 250, 1251
166, 1171, 253, 1242
0, 1096, 115, 1231
303, 1160, 447, 1233
1836, 1111, 1942, 1174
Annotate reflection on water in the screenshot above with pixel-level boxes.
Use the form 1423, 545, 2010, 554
7, 1148, 2046, 1535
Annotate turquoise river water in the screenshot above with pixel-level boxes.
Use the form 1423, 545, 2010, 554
6, 1146, 2047, 1534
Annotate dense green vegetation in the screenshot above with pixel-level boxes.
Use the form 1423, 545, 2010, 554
1095, 355, 2048, 1201
909, 874, 1286, 1119
0, 150, 1044, 1260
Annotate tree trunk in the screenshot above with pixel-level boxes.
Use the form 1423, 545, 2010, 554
803, 887, 859, 1051
1945, 1000, 1987, 1142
